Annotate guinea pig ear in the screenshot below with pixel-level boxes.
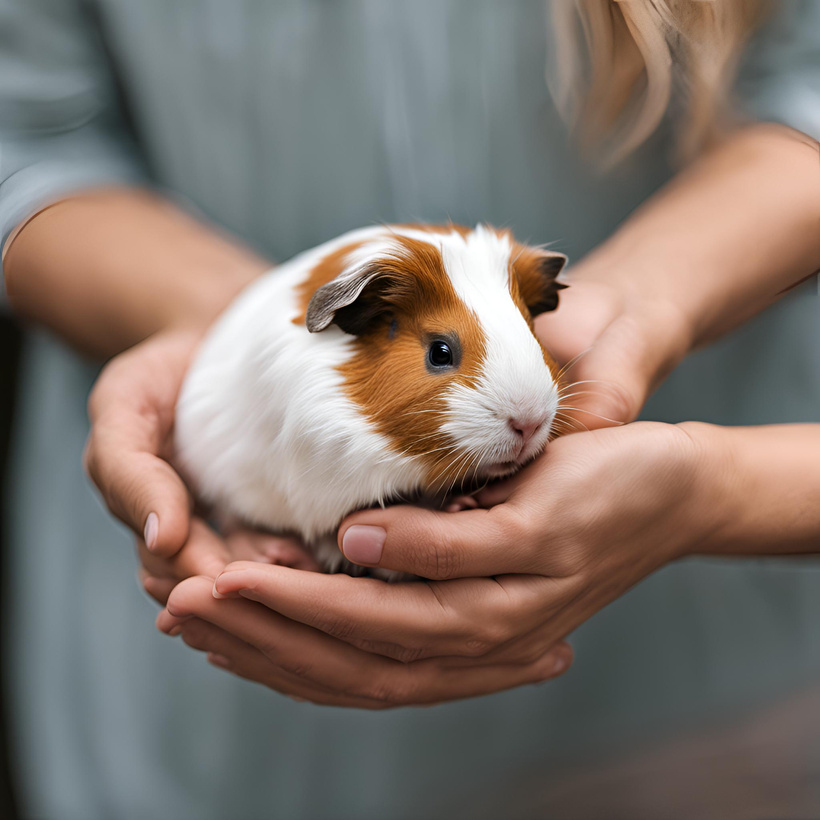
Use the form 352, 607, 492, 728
512, 248, 569, 316
306, 263, 400, 335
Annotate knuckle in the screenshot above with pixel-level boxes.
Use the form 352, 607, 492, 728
418, 534, 461, 581
278, 659, 315, 680
314, 614, 358, 642
501, 511, 539, 569
179, 621, 209, 651
82, 437, 100, 484
401, 520, 461, 581
477, 621, 510, 650
360, 676, 414, 706
462, 637, 495, 657
364, 643, 425, 664
86, 382, 104, 421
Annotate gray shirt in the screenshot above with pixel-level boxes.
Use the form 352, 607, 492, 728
1, 2, 819, 819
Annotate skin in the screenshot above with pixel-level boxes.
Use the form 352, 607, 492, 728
7, 124, 820, 707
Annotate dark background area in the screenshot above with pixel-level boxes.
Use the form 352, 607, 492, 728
0, 314, 22, 819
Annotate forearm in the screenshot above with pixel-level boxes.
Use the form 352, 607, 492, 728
4, 187, 268, 358
687, 422, 820, 557
575, 124, 820, 361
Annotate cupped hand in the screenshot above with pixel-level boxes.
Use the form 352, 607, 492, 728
191, 422, 727, 696
156, 574, 572, 708
84, 329, 319, 606
84, 329, 200, 556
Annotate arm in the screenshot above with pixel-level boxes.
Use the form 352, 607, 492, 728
695, 422, 820, 556
536, 124, 820, 426
4, 188, 267, 358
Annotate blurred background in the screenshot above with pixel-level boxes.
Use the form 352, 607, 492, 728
1, 313, 21, 819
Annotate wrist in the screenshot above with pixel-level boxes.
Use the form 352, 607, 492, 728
673, 421, 743, 559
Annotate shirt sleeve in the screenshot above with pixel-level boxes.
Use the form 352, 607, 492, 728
735, 0, 820, 141
0, 0, 148, 293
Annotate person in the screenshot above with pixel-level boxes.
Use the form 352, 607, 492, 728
2, 1, 819, 818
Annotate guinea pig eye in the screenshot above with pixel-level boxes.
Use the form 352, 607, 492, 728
428, 340, 454, 369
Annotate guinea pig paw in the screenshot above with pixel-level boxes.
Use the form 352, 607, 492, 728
443, 495, 481, 513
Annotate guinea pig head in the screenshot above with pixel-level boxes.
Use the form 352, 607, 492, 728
304, 225, 567, 491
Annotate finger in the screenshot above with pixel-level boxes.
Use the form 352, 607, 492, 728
165, 578, 574, 705
84, 332, 199, 556
473, 471, 529, 508
137, 518, 231, 582
213, 563, 571, 660
140, 572, 176, 605
175, 618, 395, 708
337, 502, 540, 579
556, 345, 645, 432
443, 495, 479, 513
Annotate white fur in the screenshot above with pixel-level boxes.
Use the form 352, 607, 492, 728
175, 225, 560, 573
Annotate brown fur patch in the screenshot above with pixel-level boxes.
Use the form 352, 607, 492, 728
336, 235, 488, 491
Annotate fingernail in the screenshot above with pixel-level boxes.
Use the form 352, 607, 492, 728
144, 512, 159, 551
207, 653, 230, 668
551, 648, 572, 676
342, 525, 386, 565
168, 625, 182, 637
212, 580, 227, 599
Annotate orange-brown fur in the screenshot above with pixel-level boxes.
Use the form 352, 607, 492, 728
336, 236, 488, 490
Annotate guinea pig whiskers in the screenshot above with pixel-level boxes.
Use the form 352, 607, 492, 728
557, 403, 625, 427
557, 378, 612, 393
554, 347, 595, 382
431, 445, 481, 493
551, 414, 587, 436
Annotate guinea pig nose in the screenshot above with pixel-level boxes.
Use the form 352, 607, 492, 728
508, 416, 545, 447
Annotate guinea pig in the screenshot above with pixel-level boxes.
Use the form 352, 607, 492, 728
175, 223, 568, 580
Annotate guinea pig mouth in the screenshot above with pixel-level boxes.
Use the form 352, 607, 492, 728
480, 439, 548, 479
481, 461, 519, 478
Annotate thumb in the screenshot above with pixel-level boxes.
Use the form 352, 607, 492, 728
338, 502, 538, 580
84, 438, 192, 556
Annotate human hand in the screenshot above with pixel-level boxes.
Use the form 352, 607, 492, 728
157, 422, 726, 705
84, 329, 319, 605
536, 276, 690, 432
155, 573, 572, 707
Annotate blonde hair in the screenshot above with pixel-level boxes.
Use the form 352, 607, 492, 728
550, 0, 772, 165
